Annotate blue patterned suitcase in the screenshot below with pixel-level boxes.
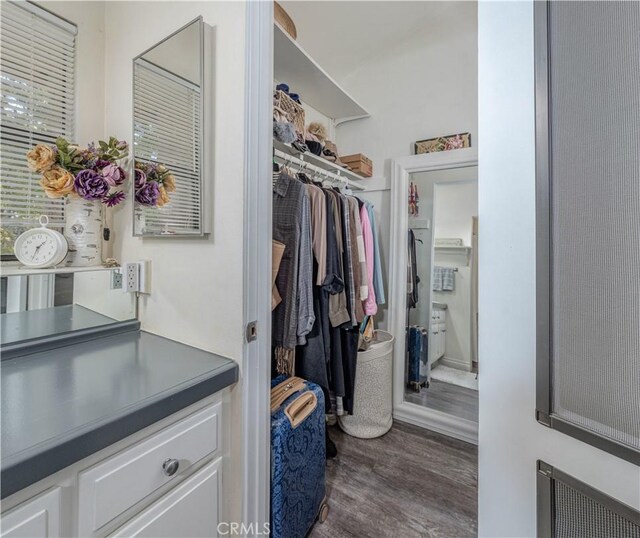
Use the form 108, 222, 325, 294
407, 326, 428, 392
271, 376, 328, 538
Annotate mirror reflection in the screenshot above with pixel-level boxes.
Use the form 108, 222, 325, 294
405, 166, 478, 423
1, 267, 137, 347
133, 18, 205, 236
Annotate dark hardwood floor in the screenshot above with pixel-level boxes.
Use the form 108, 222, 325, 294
309, 421, 477, 538
405, 380, 479, 422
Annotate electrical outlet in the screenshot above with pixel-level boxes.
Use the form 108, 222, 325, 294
110, 269, 123, 290
124, 262, 140, 293
138, 259, 151, 294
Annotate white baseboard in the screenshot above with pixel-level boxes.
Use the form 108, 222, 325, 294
393, 401, 478, 445
439, 356, 472, 372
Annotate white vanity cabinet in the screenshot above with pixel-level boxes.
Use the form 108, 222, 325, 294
431, 307, 447, 363
1, 394, 228, 538
0, 488, 61, 538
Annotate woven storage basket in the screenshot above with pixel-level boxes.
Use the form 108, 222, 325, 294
274, 90, 305, 135
338, 331, 395, 438
274, 2, 297, 40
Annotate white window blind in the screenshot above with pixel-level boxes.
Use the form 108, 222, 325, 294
133, 61, 202, 235
0, 1, 77, 241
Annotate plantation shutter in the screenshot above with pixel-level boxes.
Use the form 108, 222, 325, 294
0, 1, 77, 238
133, 60, 202, 235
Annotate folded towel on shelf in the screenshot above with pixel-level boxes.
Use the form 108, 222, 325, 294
432, 266, 443, 291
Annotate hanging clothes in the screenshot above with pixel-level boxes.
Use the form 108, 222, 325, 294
407, 229, 419, 309
272, 171, 315, 373
325, 190, 350, 327
347, 196, 367, 322
360, 203, 377, 315
270, 163, 384, 417
339, 195, 357, 327
307, 184, 327, 286
365, 202, 385, 305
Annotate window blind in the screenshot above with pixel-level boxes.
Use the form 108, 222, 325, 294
0, 1, 77, 241
133, 61, 202, 235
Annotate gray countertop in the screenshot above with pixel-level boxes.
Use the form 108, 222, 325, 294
1, 330, 238, 498
1, 305, 122, 346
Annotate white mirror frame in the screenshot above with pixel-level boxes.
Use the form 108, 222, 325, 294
388, 147, 478, 444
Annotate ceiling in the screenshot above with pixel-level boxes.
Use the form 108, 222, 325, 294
279, 1, 468, 80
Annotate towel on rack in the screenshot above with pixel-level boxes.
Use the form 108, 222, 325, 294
442, 267, 455, 291
432, 266, 443, 291
433, 266, 455, 291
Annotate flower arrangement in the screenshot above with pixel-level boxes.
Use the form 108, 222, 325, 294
27, 137, 129, 207
134, 161, 176, 207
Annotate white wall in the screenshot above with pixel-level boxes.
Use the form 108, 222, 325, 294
105, 1, 245, 361
103, 1, 246, 523
433, 182, 477, 245
336, 2, 478, 328
478, 2, 640, 537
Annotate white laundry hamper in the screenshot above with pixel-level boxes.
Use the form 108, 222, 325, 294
339, 330, 395, 438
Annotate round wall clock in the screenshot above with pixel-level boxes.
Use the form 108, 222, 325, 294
13, 215, 69, 269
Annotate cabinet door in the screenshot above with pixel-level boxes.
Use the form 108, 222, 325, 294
1, 488, 61, 538
111, 459, 221, 538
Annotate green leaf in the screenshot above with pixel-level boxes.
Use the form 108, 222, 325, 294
56, 137, 68, 152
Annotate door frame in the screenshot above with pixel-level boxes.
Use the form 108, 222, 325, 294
242, 0, 273, 531
389, 148, 479, 444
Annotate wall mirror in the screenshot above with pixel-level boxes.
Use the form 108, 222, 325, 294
132, 17, 213, 236
1, 267, 137, 350
404, 167, 478, 423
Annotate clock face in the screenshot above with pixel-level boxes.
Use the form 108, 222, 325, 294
15, 229, 66, 268
18, 231, 57, 265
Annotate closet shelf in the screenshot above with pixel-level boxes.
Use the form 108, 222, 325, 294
274, 23, 369, 123
274, 139, 368, 190
434, 245, 471, 252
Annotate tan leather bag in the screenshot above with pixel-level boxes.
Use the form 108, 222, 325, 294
358, 316, 375, 351
270, 376, 318, 428
272, 240, 286, 310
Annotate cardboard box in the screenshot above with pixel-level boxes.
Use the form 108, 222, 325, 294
340, 153, 373, 177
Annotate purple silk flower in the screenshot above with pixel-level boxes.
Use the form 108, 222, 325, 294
102, 163, 126, 186
135, 181, 159, 206
134, 169, 147, 189
74, 169, 110, 200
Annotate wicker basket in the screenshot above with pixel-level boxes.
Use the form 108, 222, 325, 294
274, 90, 305, 135
274, 2, 297, 40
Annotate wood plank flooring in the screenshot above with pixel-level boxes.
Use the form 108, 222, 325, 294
405, 380, 479, 422
308, 421, 477, 538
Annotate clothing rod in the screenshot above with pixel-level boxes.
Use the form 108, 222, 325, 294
273, 149, 365, 191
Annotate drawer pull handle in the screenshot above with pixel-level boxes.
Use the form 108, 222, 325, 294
162, 458, 180, 477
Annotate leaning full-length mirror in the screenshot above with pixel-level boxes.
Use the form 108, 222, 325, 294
404, 166, 479, 424
132, 18, 208, 236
